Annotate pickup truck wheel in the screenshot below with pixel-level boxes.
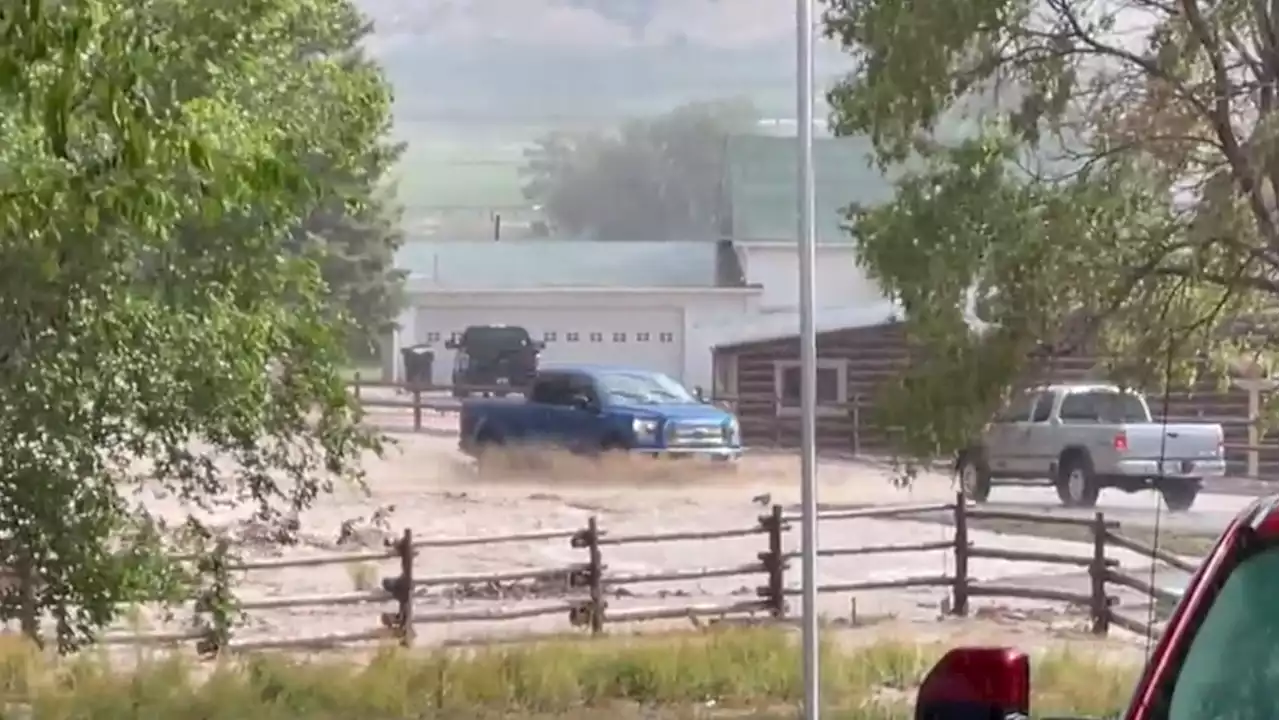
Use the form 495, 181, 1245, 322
1056, 455, 1100, 508
1160, 479, 1200, 512
956, 453, 992, 503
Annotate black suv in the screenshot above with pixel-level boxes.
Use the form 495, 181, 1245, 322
445, 325, 544, 398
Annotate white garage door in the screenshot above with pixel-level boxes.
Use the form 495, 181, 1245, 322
413, 306, 685, 386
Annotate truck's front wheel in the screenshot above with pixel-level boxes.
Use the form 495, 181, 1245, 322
1159, 479, 1200, 512
1056, 454, 1100, 508
956, 451, 992, 503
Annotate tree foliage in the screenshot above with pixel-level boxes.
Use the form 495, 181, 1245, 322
822, 0, 1278, 460
520, 99, 760, 240
286, 18, 406, 360
0, 0, 391, 649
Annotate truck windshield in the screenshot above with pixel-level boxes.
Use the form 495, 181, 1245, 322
597, 371, 695, 405
462, 327, 531, 351
1063, 390, 1150, 423
1161, 543, 1278, 720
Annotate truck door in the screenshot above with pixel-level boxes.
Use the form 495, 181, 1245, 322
986, 390, 1034, 474
530, 372, 600, 452
526, 373, 569, 443
1017, 390, 1059, 477
544, 372, 603, 452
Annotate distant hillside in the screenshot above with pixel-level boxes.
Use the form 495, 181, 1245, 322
358, 0, 851, 122
356, 0, 855, 233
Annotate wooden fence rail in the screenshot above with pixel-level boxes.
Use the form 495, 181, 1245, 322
20, 492, 1201, 654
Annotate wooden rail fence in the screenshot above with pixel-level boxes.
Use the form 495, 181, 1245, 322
6, 493, 1199, 654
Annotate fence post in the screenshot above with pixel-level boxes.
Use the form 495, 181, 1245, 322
385, 529, 414, 647
571, 517, 606, 635
412, 387, 423, 431
951, 491, 969, 616
352, 372, 362, 401
850, 395, 862, 457
758, 505, 787, 618
1089, 512, 1110, 635
587, 517, 605, 634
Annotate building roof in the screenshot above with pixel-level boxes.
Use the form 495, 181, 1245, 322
709, 284, 1002, 349
397, 239, 725, 290
722, 135, 896, 243
708, 301, 904, 349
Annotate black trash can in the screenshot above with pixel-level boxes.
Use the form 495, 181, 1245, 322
400, 345, 435, 388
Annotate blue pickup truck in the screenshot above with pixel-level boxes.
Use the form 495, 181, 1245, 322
458, 364, 742, 466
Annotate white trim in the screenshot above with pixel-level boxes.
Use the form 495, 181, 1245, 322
405, 282, 760, 296
710, 301, 902, 349
772, 358, 849, 418
732, 240, 858, 249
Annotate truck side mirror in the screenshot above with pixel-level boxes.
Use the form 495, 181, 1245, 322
913, 647, 1029, 720
693, 385, 706, 402
570, 394, 595, 412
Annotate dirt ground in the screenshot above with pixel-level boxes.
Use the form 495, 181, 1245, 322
116, 411, 1174, 655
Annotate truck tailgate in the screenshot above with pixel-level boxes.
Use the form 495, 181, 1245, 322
1122, 423, 1223, 460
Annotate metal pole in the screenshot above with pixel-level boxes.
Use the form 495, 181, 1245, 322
795, 0, 820, 718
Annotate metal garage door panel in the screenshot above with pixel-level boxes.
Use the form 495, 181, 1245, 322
413, 306, 684, 384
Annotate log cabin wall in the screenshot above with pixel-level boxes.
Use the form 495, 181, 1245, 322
713, 322, 1277, 479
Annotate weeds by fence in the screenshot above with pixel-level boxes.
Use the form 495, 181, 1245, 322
7, 492, 1204, 655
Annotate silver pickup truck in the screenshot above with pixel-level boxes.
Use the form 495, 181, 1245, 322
956, 383, 1225, 510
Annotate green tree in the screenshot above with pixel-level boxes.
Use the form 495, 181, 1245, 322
287, 17, 406, 361
0, 0, 390, 649
520, 98, 760, 240
822, 0, 1278, 463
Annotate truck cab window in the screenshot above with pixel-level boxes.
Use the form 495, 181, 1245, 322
994, 391, 1035, 422
1163, 544, 1278, 720
1029, 392, 1055, 422
1059, 393, 1097, 423
564, 374, 599, 407
530, 375, 573, 406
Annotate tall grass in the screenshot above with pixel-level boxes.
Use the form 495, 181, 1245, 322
0, 627, 1141, 719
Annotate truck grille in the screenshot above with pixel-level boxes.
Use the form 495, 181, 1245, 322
667, 422, 725, 448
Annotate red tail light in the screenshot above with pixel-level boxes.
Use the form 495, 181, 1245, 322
1113, 432, 1129, 452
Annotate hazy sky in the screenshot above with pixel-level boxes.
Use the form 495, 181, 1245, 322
360, 0, 829, 52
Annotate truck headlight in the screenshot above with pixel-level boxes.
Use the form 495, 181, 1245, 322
723, 418, 741, 445
632, 418, 660, 444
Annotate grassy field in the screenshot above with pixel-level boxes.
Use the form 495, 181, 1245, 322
908, 512, 1220, 557
389, 121, 552, 236
1, 627, 1142, 719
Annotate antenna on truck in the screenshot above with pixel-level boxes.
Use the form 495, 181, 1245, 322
1144, 338, 1177, 659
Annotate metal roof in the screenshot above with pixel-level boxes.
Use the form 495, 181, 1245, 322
707, 301, 904, 349
397, 239, 722, 289
723, 135, 896, 243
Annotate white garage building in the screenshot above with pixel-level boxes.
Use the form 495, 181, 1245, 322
387, 134, 898, 391
390, 239, 760, 389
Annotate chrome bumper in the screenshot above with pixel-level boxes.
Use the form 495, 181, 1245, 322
633, 446, 742, 461
1113, 458, 1226, 478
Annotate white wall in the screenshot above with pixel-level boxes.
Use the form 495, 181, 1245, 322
682, 292, 758, 391
387, 243, 887, 392
395, 288, 757, 391
737, 243, 885, 311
